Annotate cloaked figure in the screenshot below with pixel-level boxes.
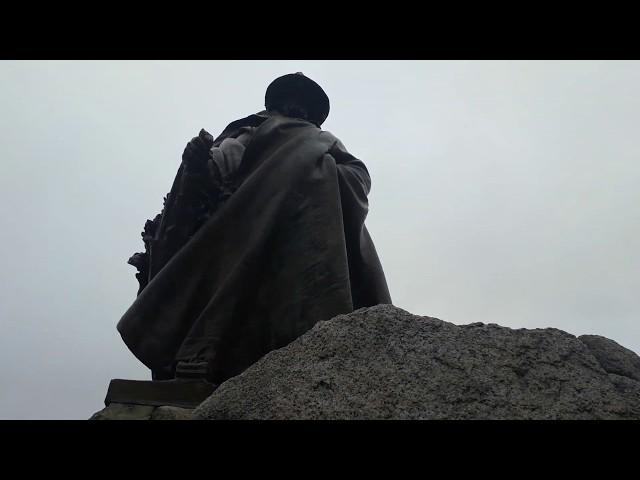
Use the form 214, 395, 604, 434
120, 73, 392, 384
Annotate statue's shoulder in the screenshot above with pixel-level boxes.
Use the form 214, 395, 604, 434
314, 129, 343, 151
318, 130, 351, 155
213, 113, 270, 146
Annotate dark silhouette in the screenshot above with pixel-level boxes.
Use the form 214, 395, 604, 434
118, 73, 392, 385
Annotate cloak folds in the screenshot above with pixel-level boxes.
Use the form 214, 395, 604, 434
117, 114, 392, 384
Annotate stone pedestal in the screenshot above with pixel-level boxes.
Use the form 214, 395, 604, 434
90, 403, 194, 420
90, 378, 217, 420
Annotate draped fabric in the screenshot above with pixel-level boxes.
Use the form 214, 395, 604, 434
118, 113, 391, 384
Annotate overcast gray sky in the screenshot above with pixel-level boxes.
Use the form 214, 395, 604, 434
1, 60, 639, 419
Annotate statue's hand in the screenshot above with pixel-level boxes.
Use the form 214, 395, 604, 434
199, 128, 214, 147
182, 129, 214, 169
183, 136, 209, 165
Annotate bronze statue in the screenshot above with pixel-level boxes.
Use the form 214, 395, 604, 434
118, 73, 392, 385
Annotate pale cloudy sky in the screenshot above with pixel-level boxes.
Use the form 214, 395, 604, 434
1, 60, 639, 419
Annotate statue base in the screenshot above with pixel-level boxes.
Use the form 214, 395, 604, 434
105, 378, 217, 409
89, 378, 217, 420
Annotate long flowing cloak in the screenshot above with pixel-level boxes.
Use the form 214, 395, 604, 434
117, 114, 391, 384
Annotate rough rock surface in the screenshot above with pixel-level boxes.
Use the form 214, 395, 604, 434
150, 406, 194, 420
192, 304, 640, 420
90, 403, 156, 420
578, 335, 640, 382
90, 403, 193, 420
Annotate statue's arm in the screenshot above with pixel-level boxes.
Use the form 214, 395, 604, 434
328, 138, 371, 225
330, 138, 371, 190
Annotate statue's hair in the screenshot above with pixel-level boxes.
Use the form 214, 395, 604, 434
267, 101, 313, 125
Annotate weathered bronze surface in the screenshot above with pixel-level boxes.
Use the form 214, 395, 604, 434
118, 73, 392, 386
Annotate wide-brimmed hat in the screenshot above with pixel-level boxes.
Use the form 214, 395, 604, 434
265, 72, 330, 126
